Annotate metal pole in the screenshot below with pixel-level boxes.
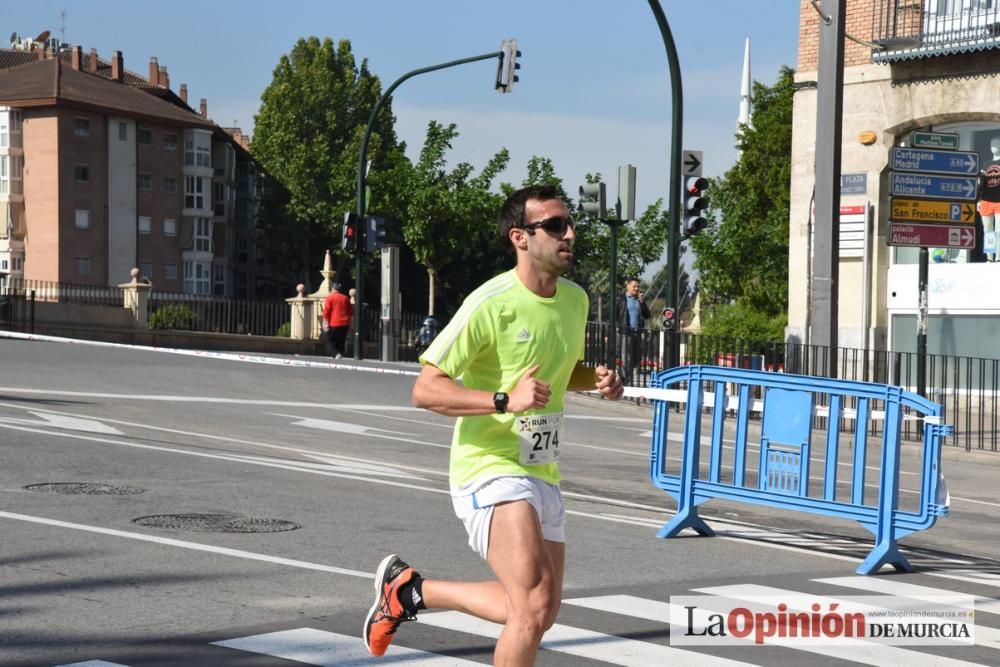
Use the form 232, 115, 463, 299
353, 50, 501, 360
608, 223, 618, 372
917, 247, 928, 397
646, 0, 683, 370
811, 0, 846, 377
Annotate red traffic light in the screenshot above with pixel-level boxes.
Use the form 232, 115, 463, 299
661, 307, 675, 319
686, 176, 709, 194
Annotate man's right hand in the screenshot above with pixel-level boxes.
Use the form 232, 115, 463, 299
507, 365, 551, 413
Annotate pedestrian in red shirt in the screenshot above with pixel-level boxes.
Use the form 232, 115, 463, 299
322, 282, 353, 359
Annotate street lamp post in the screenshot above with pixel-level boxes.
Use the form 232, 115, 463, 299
352, 47, 514, 360
647, 0, 684, 370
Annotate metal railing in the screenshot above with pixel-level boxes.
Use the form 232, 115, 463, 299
583, 322, 1000, 452
0, 287, 34, 332
147, 296, 287, 337
872, 0, 1000, 61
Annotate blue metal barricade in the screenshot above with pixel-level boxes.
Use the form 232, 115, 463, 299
647, 365, 952, 575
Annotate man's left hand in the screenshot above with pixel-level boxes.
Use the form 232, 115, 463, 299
593, 364, 624, 400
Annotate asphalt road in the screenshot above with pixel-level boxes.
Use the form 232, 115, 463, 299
1, 335, 999, 666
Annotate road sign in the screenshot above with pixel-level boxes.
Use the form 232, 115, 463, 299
891, 147, 979, 175
888, 222, 975, 248
682, 150, 702, 177
889, 172, 978, 201
890, 197, 976, 224
840, 173, 867, 194
910, 131, 960, 150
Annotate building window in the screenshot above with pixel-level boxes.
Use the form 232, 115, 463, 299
138, 173, 153, 191
118, 122, 128, 141
74, 117, 90, 136
184, 133, 211, 167
183, 260, 210, 294
139, 261, 153, 280
185, 176, 205, 209
75, 257, 91, 275
193, 217, 212, 252
163, 218, 177, 237
138, 215, 152, 235
164, 176, 177, 193
164, 132, 178, 150
74, 163, 89, 182
0, 156, 7, 194
0, 118, 6, 148
138, 127, 152, 145
164, 263, 177, 280
213, 264, 226, 296
75, 209, 90, 229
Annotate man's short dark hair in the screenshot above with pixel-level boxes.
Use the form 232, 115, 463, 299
499, 185, 562, 250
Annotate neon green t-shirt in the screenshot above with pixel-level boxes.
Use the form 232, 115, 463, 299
420, 269, 589, 491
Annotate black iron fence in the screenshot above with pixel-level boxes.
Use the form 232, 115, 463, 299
583, 322, 1000, 452
872, 0, 1000, 61
0, 287, 34, 332
147, 295, 287, 337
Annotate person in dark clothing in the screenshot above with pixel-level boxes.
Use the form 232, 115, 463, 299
616, 277, 650, 383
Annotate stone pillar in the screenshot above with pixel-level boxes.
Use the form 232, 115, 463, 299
307, 249, 336, 340
118, 268, 152, 328
286, 283, 311, 340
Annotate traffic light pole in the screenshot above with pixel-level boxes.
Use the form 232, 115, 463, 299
647, 0, 683, 370
353, 50, 502, 360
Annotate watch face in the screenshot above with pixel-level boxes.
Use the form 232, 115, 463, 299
493, 392, 508, 412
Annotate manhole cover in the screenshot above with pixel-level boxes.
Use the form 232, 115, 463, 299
132, 513, 300, 533
25, 482, 145, 496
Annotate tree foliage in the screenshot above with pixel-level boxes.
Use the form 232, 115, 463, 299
253, 37, 406, 287
689, 66, 794, 339
402, 121, 509, 315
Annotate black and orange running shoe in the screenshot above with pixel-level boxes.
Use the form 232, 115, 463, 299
363, 554, 418, 656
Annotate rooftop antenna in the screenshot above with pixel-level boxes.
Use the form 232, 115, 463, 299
59, 9, 67, 43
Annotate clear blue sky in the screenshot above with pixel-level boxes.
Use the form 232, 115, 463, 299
7, 0, 799, 223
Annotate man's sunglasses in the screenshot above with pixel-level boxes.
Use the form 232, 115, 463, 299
522, 216, 574, 235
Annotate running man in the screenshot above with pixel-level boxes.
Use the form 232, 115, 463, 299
363, 185, 624, 665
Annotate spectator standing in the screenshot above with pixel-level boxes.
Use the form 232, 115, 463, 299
322, 282, 353, 359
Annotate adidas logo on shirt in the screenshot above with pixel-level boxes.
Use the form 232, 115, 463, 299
516, 328, 532, 342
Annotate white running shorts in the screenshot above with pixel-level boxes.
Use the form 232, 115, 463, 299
451, 476, 566, 560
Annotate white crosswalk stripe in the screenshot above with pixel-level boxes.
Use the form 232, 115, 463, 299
565, 594, 919, 666
212, 627, 480, 665
54, 580, 1000, 666
417, 610, 752, 666
814, 576, 1000, 649
695, 584, 989, 666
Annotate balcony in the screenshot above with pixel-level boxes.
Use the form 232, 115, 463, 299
872, 0, 1000, 62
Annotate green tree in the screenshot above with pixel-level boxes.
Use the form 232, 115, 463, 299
402, 121, 509, 315
689, 66, 794, 340
253, 37, 407, 288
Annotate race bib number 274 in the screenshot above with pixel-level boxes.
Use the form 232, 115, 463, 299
516, 412, 562, 465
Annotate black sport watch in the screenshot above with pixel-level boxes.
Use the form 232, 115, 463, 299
493, 391, 509, 414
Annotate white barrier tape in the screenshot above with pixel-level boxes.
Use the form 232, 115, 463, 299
0, 330, 420, 377
612, 385, 942, 424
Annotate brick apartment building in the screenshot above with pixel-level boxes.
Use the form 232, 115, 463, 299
790, 0, 1000, 359
0, 36, 261, 298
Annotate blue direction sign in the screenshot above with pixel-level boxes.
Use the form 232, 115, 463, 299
889, 172, 978, 201
891, 147, 979, 174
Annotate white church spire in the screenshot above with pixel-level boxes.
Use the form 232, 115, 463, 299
738, 37, 752, 129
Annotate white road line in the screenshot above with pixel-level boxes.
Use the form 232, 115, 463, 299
816, 576, 1000, 616
0, 420, 988, 578
0, 422, 451, 494
417, 611, 753, 666
923, 571, 1000, 589
213, 627, 479, 665
694, 584, 986, 666
0, 401, 451, 478
55, 662, 132, 667
0, 386, 424, 410
565, 594, 910, 665
0, 510, 372, 578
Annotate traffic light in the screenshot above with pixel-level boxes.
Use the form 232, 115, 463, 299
495, 39, 520, 93
366, 215, 387, 252
661, 307, 676, 331
341, 212, 359, 253
684, 176, 709, 236
578, 182, 607, 219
